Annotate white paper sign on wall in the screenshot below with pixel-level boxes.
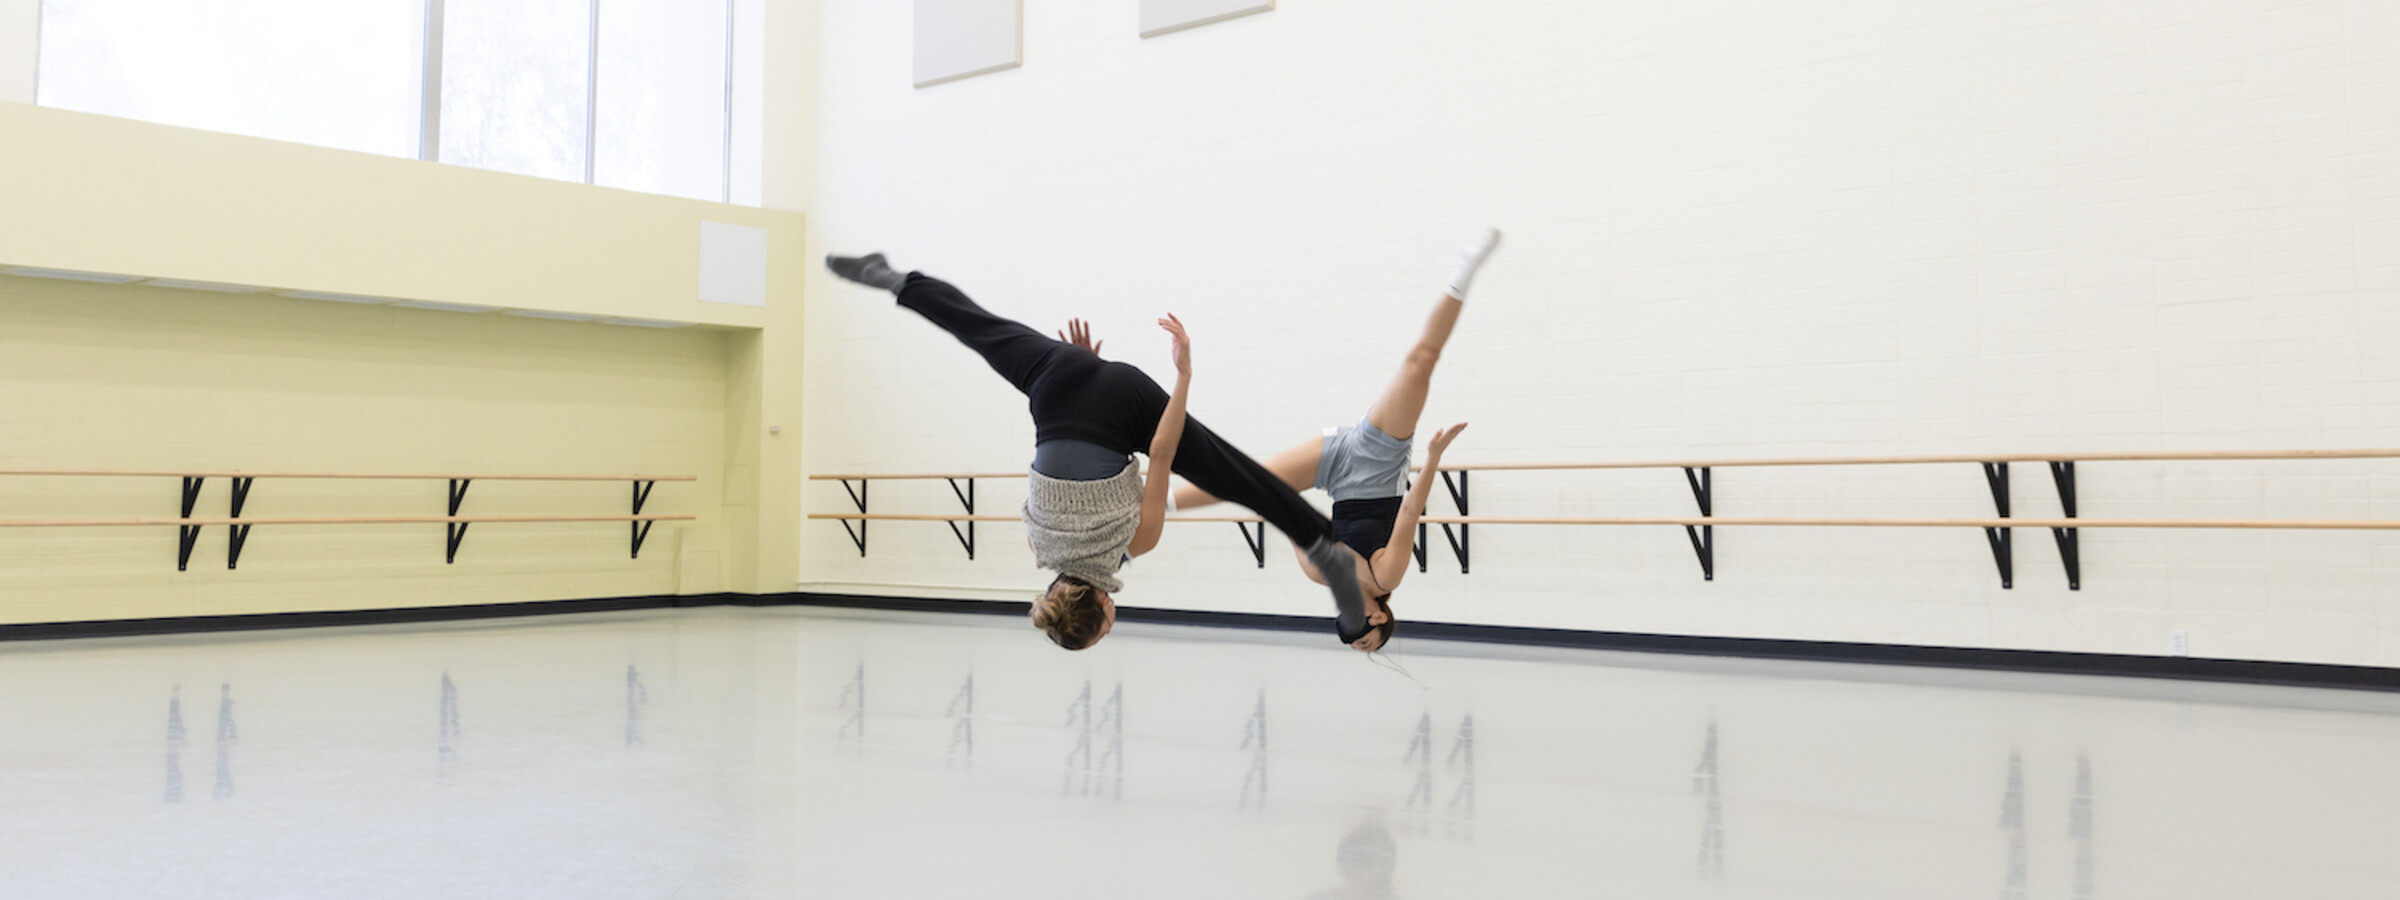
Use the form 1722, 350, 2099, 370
915, 0, 1023, 88
1140, 0, 1273, 38
699, 221, 768, 308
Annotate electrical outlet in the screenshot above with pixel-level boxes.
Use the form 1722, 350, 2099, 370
2169, 630, 2189, 657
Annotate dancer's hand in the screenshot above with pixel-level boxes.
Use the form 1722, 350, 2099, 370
1058, 319, 1102, 355
1159, 314, 1190, 379
1426, 422, 1468, 457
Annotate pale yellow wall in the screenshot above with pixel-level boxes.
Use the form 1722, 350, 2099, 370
0, 277, 724, 623
0, 0, 31, 105
0, 103, 796, 326
0, 102, 809, 623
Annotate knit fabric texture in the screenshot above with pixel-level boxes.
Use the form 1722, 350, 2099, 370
1023, 460, 1143, 593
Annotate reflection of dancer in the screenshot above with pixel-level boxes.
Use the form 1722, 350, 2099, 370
827, 253, 1373, 650
1303, 820, 1401, 900
1175, 229, 1500, 652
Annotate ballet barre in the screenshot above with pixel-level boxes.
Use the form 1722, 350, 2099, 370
812, 449, 2400, 588
0, 469, 697, 569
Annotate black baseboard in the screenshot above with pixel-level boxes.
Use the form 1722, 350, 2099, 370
775, 591, 2400, 694
0, 593, 739, 643
6, 590, 2395, 695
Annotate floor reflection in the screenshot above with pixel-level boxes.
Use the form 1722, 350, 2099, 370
1062, 679, 1124, 798
625, 665, 647, 748
1240, 688, 1268, 812
1304, 819, 1401, 900
438, 671, 461, 778
163, 686, 186, 804
946, 674, 974, 771
212, 683, 236, 801
4, 607, 2395, 898
2001, 749, 2028, 900
2073, 753, 2095, 899
1694, 719, 1722, 878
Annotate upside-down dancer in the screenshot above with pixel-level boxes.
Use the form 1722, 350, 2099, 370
1172, 228, 1502, 653
823, 253, 1375, 650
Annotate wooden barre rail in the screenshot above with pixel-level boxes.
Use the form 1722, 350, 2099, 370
811, 449, 2400, 589
1, 469, 697, 481
807, 512, 2400, 531
809, 448, 2400, 481
3, 514, 696, 527
0, 468, 696, 570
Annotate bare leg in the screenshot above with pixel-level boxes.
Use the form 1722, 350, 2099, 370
1173, 434, 1325, 510
1363, 292, 1464, 441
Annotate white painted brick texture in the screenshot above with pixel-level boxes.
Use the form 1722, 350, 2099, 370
801, 0, 2400, 666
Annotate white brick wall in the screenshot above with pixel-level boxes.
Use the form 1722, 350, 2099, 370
800, 0, 2400, 666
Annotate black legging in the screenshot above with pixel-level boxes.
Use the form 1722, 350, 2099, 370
897, 273, 1333, 548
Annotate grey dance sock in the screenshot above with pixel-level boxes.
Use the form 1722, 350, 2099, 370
826, 252, 907, 292
1303, 536, 1372, 641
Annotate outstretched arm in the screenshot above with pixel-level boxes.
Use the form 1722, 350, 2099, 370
1129, 315, 1192, 558
1370, 423, 1467, 590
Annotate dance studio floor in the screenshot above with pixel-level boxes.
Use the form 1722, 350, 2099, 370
2, 605, 2395, 898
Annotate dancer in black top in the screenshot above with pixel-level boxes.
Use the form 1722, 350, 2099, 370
825, 253, 1375, 650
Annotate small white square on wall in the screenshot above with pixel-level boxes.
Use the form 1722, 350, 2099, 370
915, 0, 1022, 88
1140, 0, 1273, 38
698, 221, 768, 308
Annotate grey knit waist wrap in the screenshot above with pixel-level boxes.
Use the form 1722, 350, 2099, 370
1023, 460, 1142, 594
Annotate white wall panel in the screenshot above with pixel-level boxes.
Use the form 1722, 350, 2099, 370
804, 0, 2400, 668
1139, 0, 1270, 38
0, 0, 35, 104
913, 0, 1019, 88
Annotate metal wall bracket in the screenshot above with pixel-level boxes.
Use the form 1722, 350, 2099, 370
1413, 521, 1428, 573
446, 478, 472, 564
1236, 521, 1266, 568
177, 476, 205, 571
1982, 462, 2013, 589
2049, 461, 2080, 590
1438, 470, 1470, 574
631, 479, 657, 559
1683, 466, 1715, 580
945, 477, 976, 558
839, 479, 868, 556
226, 477, 255, 569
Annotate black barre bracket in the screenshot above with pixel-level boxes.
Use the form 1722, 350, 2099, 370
1236, 521, 1266, 568
840, 479, 869, 556
226, 477, 255, 569
1413, 521, 1428, 573
1982, 462, 2012, 589
1409, 473, 1430, 573
1683, 467, 1714, 580
946, 478, 976, 559
177, 476, 205, 571
631, 480, 656, 559
446, 479, 472, 564
1438, 470, 1470, 574
2049, 461, 2080, 590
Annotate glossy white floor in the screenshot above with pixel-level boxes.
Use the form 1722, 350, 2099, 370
3, 606, 2396, 898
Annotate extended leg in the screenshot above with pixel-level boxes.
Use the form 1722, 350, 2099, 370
892, 273, 1068, 395
1172, 435, 1323, 510
1363, 292, 1462, 441
1365, 228, 1498, 439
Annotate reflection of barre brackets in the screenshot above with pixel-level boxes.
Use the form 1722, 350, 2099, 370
812, 448, 2400, 587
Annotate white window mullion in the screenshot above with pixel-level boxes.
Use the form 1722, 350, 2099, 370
419, 0, 445, 161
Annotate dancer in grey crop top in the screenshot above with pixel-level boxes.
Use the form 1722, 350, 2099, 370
1173, 228, 1500, 653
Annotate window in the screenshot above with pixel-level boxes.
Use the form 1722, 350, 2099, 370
438, 0, 593, 184
36, 0, 752, 203
36, 0, 424, 158
594, 0, 730, 202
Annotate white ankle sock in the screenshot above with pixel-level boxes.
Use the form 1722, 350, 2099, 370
1445, 227, 1503, 299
